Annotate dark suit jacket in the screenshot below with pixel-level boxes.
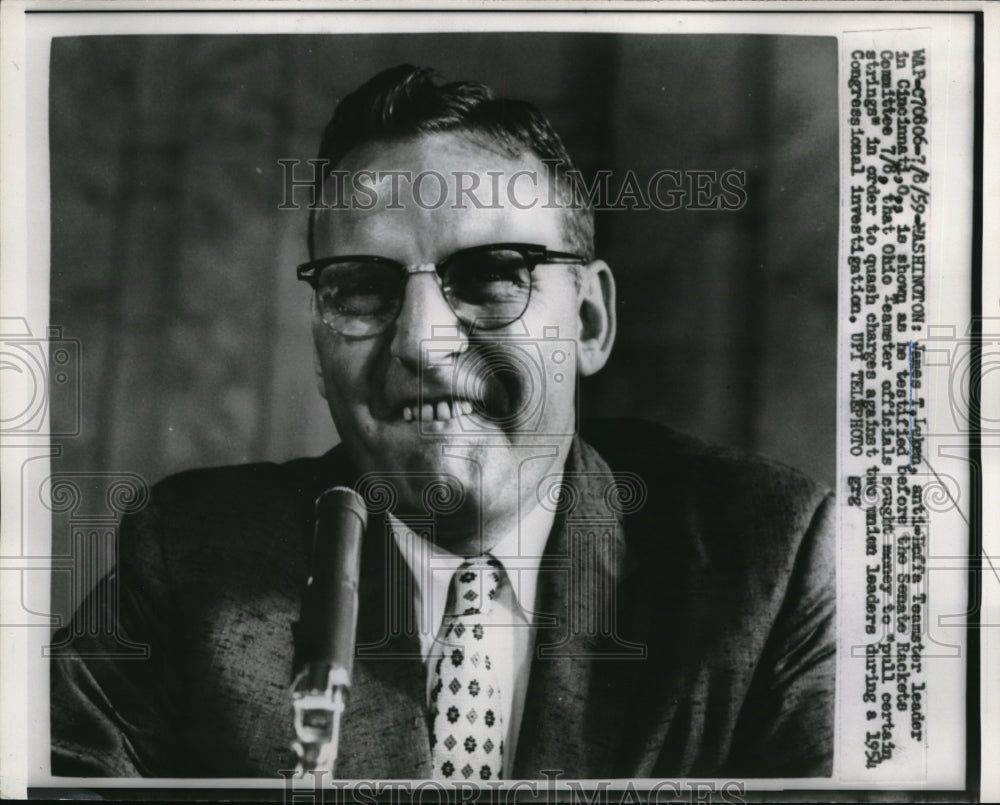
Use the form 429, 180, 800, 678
50, 419, 835, 779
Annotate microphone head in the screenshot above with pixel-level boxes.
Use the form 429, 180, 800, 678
296, 485, 368, 678
315, 486, 368, 531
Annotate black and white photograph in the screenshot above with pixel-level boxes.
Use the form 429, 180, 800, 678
0, 3, 991, 802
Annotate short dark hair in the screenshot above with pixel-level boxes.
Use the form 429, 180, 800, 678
308, 64, 595, 263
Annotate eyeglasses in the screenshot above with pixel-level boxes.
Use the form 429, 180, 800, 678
297, 243, 584, 337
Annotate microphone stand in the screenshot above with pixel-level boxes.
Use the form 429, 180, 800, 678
291, 665, 348, 778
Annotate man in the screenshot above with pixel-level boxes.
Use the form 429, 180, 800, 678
51, 65, 835, 780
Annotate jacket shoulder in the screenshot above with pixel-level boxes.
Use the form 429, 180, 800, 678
581, 417, 832, 565
583, 416, 830, 509
120, 449, 353, 578
150, 451, 344, 515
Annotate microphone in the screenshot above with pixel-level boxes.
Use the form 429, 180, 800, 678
290, 486, 367, 778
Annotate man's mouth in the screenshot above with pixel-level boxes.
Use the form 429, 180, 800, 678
400, 398, 477, 423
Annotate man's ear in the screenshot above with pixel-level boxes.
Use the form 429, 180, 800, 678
576, 259, 617, 377
313, 348, 328, 399
310, 296, 328, 400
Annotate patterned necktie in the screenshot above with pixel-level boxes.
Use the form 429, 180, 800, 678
429, 555, 504, 781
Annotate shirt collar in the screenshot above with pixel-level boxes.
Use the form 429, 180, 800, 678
389, 491, 557, 650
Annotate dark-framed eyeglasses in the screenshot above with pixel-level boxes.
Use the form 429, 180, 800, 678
296, 242, 584, 337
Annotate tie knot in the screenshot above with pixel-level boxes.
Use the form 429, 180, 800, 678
447, 555, 502, 617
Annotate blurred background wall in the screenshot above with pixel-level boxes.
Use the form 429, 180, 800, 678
48, 33, 838, 501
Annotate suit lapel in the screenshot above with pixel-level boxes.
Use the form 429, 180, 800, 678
512, 438, 645, 778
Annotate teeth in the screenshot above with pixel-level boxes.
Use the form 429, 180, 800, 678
399, 399, 475, 423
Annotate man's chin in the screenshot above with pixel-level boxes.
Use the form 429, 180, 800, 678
349, 420, 568, 539
389, 481, 488, 550
353, 443, 480, 510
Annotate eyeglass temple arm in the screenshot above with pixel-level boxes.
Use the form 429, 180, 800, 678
297, 265, 317, 286
543, 250, 586, 264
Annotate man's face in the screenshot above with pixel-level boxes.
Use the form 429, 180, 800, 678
311, 133, 614, 552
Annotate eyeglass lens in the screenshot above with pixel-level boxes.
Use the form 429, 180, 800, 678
315, 247, 533, 336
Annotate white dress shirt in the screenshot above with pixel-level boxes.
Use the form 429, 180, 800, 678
390, 499, 556, 777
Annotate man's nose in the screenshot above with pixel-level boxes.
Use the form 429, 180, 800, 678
389, 272, 465, 368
